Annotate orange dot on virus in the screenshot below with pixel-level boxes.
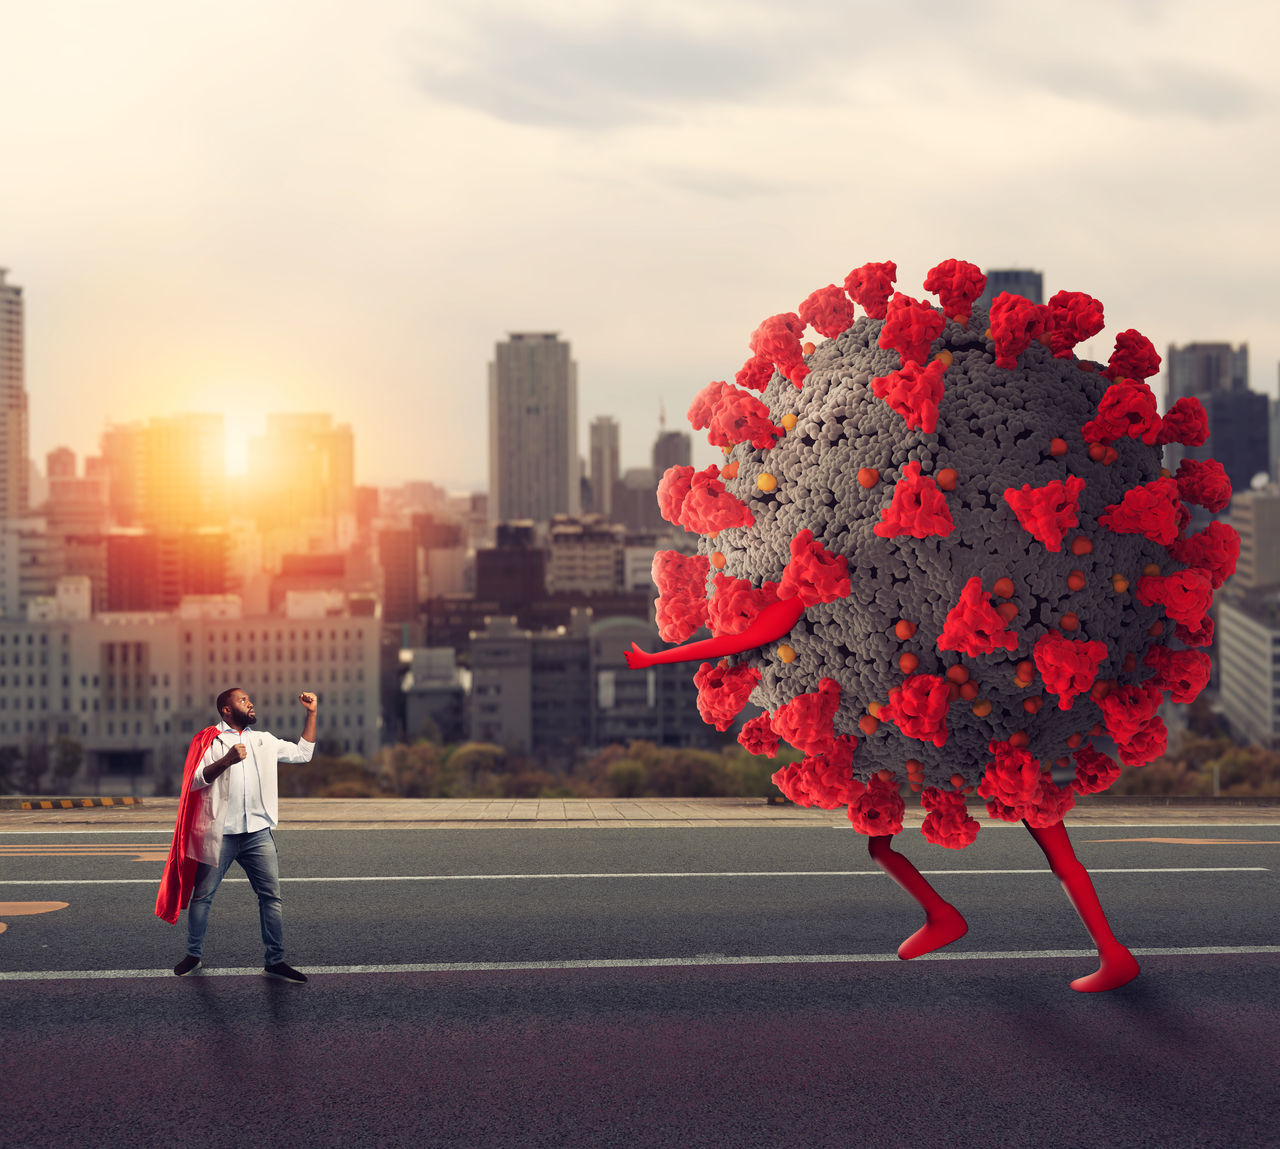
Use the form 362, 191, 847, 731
971, 700, 992, 717
992, 577, 1015, 599
1009, 730, 1030, 748
1102, 447, 1118, 465
959, 681, 979, 701
777, 643, 796, 663
757, 472, 778, 492
802, 341, 816, 355
780, 413, 798, 431
857, 467, 880, 488
996, 602, 1019, 622
1112, 574, 1129, 593
710, 551, 726, 569
1160, 467, 1171, 478
1054, 757, 1071, 770
1016, 660, 1035, 681
1071, 536, 1093, 556
899, 652, 919, 673
876, 768, 894, 782
945, 664, 969, 685
894, 619, 916, 640
1049, 438, 1068, 456
1148, 621, 1164, 636
935, 349, 955, 368
909, 782, 923, 793
1090, 680, 1112, 702
1088, 443, 1107, 462
721, 460, 740, 479
1024, 696, 1043, 714
1067, 570, 1086, 591
859, 715, 879, 736
935, 467, 958, 491
868, 701, 883, 718
1066, 733, 1084, 748
1142, 562, 1161, 576
950, 773, 965, 789
905, 758, 924, 775
1122, 652, 1136, 672
1060, 612, 1079, 631
1090, 723, 1104, 737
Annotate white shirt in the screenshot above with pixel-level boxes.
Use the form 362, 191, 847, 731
188, 721, 314, 863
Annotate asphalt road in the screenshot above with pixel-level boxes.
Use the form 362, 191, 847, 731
2, 824, 1278, 1148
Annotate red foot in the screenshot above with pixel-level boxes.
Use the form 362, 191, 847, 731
1069, 947, 1140, 993
898, 904, 968, 960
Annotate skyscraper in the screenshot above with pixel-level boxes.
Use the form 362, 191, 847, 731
976, 268, 1043, 311
588, 416, 619, 517
1166, 342, 1249, 407
488, 333, 579, 524
0, 268, 29, 520
652, 429, 692, 478
100, 415, 227, 531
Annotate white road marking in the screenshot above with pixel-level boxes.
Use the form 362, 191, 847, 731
0, 866, 1269, 886
3, 945, 1279, 981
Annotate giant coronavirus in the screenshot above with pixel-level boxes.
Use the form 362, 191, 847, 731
626, 258, 1240, 991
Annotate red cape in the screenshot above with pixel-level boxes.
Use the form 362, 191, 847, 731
154, 726, 220, 924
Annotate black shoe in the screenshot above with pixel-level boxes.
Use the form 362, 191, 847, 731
263, 962, 307, 983
173, 954, 201, 976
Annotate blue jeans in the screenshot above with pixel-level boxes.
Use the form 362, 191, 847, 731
186, 827, 285, 966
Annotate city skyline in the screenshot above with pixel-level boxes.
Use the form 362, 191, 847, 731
2, 2, 1278, 489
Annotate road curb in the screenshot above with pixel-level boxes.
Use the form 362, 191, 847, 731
0, 796, 143, 811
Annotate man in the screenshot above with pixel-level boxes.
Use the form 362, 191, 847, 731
156, 687, 317, 982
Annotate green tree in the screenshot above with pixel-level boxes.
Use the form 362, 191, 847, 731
17, 740, 50, 795
0, 745, 21, 793
51, 739, 84, 793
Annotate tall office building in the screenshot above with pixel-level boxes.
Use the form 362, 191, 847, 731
652, 429, 692, 478
1163, 342, 1267, 502
0, 268, 29, 520
588, 416, 620, 517
100, 415, 227, 531
1227, 486, 1280, 590
1166, 342, 1249, 408
488, 333, 579, 524
976, 268, 1043, 311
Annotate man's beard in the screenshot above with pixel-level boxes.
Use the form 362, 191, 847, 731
235, 710, 257, 727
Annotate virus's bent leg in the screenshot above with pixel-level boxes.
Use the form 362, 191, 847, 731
1024, 819, 1140, 992
867, 834, 968, 960
624, 597, 806, 668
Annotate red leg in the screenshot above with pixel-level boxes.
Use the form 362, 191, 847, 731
1024, 819, 1140, 993
868, 835, 968, 960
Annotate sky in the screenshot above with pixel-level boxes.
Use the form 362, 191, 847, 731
2, 0, 1277, 491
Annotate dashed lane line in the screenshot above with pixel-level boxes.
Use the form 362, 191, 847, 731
0, 866, 1269, 886
3, 946, 1279, 981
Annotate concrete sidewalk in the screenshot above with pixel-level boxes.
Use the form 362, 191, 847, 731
2, 795, 1280, 830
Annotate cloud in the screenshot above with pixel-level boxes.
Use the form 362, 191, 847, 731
412, 5, 828, 129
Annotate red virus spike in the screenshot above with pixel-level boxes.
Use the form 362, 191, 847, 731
1168, 521, 1240, 588
844, 261, 897, 319
977, 739, 1076, 826
1045, 291, 1105, 359
869, 358, 946, 433
777, 528, 852, 607
848, 776, 907, 837
1142, 646, 1212, 704
652, 550, 710, 642
770, 676, 841, 756
750, 313, 809, 388
798, 284, 857, 340
1033, 631, 1109, 710
989, 293, 1047, 369
878, 293, 946, 367
678, 465, 755, 534
1174, 458, 1232, 512
1136, 568, 1213, 626
624, 595, 806, 669
919, 786, 980, 849
1098, 476, 1182, 546
656, 464, 695, 527
1156, 396, 1209, 446
738, 713, 781, 757
878, 674, 950, 748
771, 735, 862, 808
703, 387, 784, 450
688, 380, 734, 431
708, 573, 781, 636
1071, 746, 1122, 795
1105, 329, 1160, 381
692, 661, 762, 732
1081, 379, 1161, 445
1098, 683, 1163, 745
735, 353, 775, 393
874, 462, 955, 539
1174, 615, 1214, 648
922, 259, 986, 324
1002, 474, 1085, 552
937, 577, 1019, 656
1115, 716, 1167, 766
